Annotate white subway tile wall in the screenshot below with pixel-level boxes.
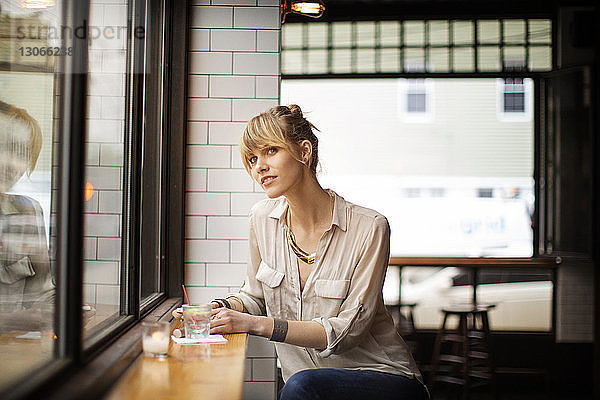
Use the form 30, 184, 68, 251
186, 3, 280, 399
83, 0, 127, 311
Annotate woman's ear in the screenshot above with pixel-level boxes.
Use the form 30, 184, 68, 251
300, 140, 312, 164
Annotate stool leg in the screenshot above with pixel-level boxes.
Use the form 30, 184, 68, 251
460, 314, 470, 400
481, 311, 497, 400
429, 312, 448, 393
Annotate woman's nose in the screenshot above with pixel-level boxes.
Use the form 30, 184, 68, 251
256, 156, 268, 172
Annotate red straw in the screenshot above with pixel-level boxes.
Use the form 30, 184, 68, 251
182, 284, 191, 305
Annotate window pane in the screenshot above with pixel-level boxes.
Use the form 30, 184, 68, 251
452, 47, 474, 72
331, 49, 351, 73
404, 21, 425, 46
428, 20, 449, 46
403, 48, 425, 71
332, 22, 352, 48
356, 21, 375, 47
282, 50, 303, 74
478, 20, 500, 44
307, 23, 327, 49
83, 0, 129, 338
505, 93, 525, 112
356, 48, 375, 73
503, 19, 526, 44
307, 49, 328, 75
478, 46, 501, 71
452, 20, 474, 45
529, 46, 552, 71
283, 23, 303, 49
503, 46, 526, 70
428, 48, 449, 72
407, 93, 426, 112
380, 21, 400, 47
528, 20, 552, 44
0, 1, 62, 389
379, 48, 400, 73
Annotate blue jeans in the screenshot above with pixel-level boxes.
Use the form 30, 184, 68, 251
279, 368, 429, 400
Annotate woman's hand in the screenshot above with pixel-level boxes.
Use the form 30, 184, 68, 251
210, 308, 252, 334
210, 308, 270, 336
171, 302, 219, 320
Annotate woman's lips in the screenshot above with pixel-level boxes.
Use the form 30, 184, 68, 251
262, 176, 276, 186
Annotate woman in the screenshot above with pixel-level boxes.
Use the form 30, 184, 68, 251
194, 105, 427, 399
0, 101, 54, 321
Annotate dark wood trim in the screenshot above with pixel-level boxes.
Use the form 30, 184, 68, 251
388, 256, 560, 267
164, 0, 189, 299
593, 6, 600, 399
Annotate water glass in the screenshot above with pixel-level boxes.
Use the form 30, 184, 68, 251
182, 304, 211, 340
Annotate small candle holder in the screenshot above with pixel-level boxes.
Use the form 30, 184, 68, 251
142, 321, 170, 358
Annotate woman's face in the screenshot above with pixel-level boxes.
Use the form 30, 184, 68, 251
0, 117, 30, 193
248, 145, 304, 198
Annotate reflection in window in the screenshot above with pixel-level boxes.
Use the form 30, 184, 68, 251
0, 1, 61, 391
82, 0, 129, 339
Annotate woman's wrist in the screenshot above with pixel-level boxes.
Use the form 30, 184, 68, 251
226, 296, 244, 312
248, 315, 273, 337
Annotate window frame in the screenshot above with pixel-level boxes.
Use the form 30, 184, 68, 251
397, 78, 435, 122
496, 77, 533, 122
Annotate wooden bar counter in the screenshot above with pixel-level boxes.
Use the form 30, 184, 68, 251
105, 332, 248, 400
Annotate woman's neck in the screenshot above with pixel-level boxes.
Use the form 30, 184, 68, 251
285, 175, 333, 234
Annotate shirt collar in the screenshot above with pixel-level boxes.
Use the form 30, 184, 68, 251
267, 189, 348, 232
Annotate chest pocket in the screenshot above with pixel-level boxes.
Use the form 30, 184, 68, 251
314, 279, 350, 317
255, 261, 285, 317
0, 256, 35, 312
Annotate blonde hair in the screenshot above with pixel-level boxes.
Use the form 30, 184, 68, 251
239, 105, 319, 174
0, 100, 43, 176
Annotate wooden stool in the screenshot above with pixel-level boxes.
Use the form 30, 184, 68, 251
428, 305, 496, 399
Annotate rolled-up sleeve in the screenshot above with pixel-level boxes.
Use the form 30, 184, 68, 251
312, 215, 390, 358
233, 213, 267, 316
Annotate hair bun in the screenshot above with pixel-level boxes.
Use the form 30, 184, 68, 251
288, 104, 303, 118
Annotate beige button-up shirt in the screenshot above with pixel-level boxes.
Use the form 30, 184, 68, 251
233, 190, 424, 384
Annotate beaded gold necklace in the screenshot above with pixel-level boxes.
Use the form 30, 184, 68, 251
286, 195, 334, 265
286, 209, 316, 264
287, 228, 316, 264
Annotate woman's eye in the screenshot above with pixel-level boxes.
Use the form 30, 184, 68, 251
267, 147, 277, 155
249, 156, 257, 164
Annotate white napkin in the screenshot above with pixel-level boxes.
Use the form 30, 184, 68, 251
171, 334, 228, 344
16, 331, 41, 340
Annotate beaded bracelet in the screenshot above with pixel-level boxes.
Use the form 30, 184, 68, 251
213, 298, 231, 309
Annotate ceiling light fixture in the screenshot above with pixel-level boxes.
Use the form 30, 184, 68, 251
281, 0, 325, 23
